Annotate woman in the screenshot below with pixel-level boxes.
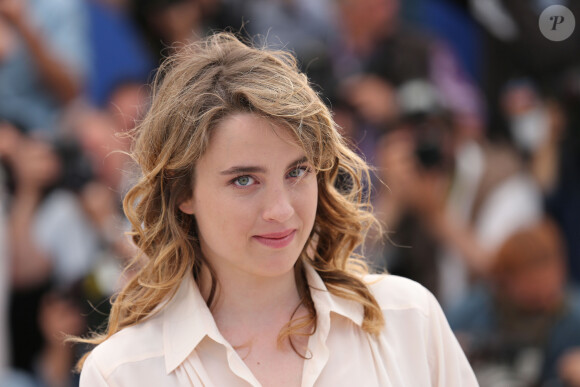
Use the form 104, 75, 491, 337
78, 32, 477, 386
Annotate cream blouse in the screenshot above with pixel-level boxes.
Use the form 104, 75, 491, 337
80, 264, 478, 386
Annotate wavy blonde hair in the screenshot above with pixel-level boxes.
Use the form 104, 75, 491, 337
76, 32, 383, 367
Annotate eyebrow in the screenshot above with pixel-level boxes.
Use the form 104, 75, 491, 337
219, 156, 309, 175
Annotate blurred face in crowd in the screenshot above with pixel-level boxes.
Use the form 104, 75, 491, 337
108, 82, 149, 133
339, 0, 400, 42
496, 238, 566, 313
179, 113, 318, 283
13, 137, 62, 190
501, 82, 554, 153
146, 0, 202, 44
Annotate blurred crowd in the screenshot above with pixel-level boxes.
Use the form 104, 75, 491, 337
0, 0, 579, 386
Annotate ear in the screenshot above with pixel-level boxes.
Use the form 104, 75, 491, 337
178, 196, 195, 215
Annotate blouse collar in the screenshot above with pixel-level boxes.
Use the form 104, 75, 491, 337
161, 261, 365, 374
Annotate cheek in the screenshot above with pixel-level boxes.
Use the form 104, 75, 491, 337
296, 180, 318, 226
219, 199, 256, 235
194, 189, 255, 244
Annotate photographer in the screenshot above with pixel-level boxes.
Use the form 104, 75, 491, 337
1, 124, 99, 384
370, 79, 542, 310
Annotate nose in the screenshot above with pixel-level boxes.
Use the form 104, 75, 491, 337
262, 185, 294, 223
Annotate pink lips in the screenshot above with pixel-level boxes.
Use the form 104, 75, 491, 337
253, 229, 296, 248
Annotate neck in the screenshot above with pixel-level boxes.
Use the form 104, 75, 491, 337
199, 264, 302, 328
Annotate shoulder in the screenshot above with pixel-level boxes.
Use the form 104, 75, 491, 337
83, 315, 165, 380
362, 275, 480, 385
364, 274, 434, 317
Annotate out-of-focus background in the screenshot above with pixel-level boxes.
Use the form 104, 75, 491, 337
1, 0, 579, 386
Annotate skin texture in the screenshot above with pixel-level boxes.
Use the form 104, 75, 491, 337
178, 113, 318, 386
179, 112, 318, 291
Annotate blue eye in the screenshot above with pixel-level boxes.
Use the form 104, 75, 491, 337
233, 175, 254, 187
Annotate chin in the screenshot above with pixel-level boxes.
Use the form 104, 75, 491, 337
251, 253, 300, 279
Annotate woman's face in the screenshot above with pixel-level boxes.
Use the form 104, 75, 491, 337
179, 113, 318, 283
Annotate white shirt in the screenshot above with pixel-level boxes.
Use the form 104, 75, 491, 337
439, 142, 541, 309
80, 264, 478, 386
34, 190, 100, 286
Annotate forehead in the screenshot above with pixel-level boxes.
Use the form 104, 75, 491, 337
200, 113, 305, 168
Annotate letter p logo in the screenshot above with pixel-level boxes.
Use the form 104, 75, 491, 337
550, 15, 565, 30
539, 5, 575, 41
